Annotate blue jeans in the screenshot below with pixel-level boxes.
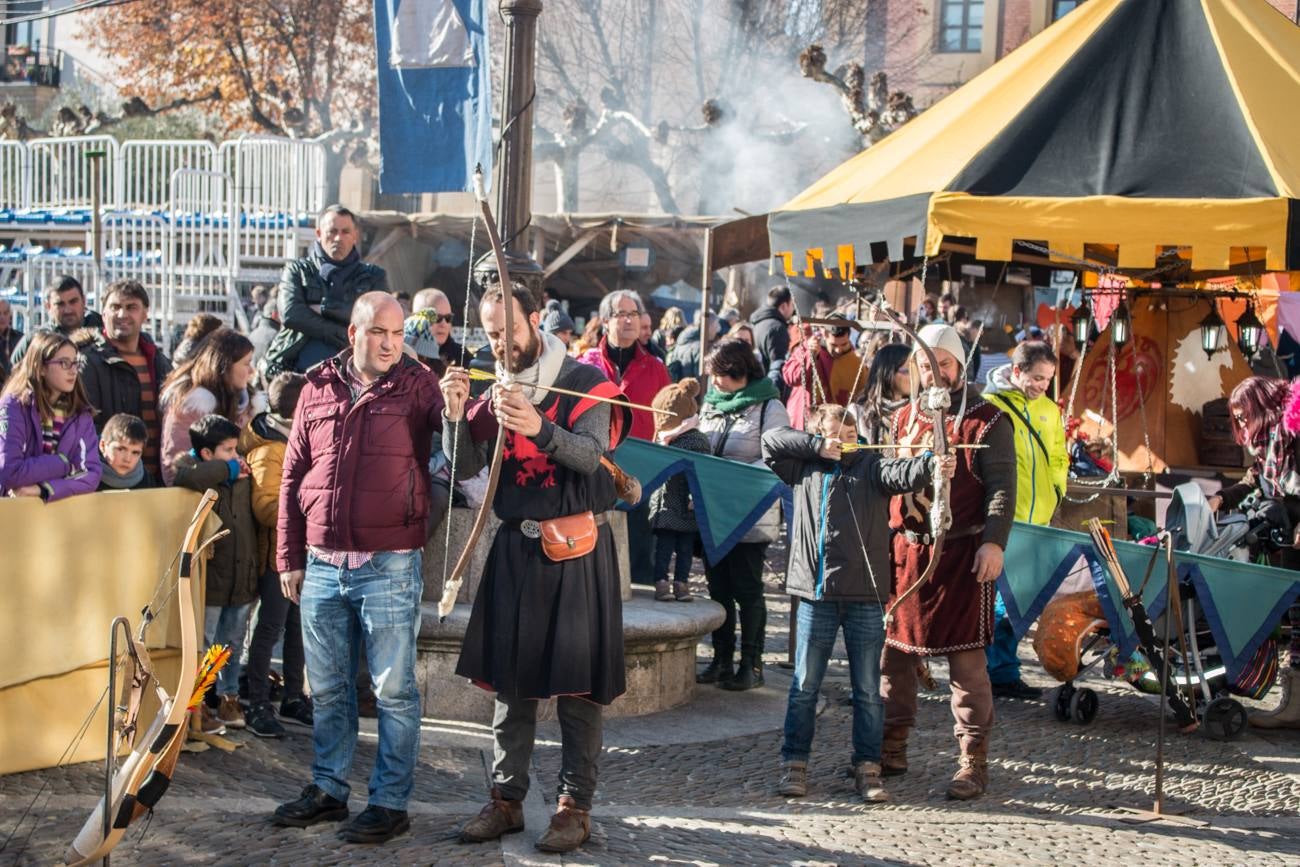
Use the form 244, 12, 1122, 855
985, 592, 1021, 685
300, 550, 424, 811
781, 599, 885, 765
204, 603, 252, 696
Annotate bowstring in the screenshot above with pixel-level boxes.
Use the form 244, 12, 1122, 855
443, 213, 479, 586
839, 466, 887, 620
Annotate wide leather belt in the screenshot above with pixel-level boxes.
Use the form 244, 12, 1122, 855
903, 523, 985, 546
510, 512, 608, 540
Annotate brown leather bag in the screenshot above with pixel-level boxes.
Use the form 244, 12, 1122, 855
539, 511, 605, 562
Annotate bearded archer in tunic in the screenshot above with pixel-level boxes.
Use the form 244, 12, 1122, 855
439, 283, 630, 854
881, 323, 1016, 801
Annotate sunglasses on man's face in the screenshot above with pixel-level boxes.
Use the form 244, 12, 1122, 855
431, 314, 454, 324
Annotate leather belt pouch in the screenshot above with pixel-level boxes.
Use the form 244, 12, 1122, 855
539, 511, 604, 562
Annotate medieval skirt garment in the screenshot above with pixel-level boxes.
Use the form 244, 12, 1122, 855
886, 534, 996, 657
456, 523, 626, 706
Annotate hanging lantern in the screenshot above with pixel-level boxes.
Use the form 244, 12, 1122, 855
1235, 302, 1266, 359
1200, 305, 1227, 360
1071, 301, 1093, 352
1111, 301, 1132, 348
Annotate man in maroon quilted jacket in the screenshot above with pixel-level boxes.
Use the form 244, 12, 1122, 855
272, 292, 443, 845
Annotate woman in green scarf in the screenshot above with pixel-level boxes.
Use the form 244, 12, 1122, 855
696, 339, 790, 691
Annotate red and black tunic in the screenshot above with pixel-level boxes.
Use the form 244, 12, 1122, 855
455, 358, 631, 705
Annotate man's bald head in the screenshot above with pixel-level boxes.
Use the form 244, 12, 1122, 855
349, 292, 406, 381
351, 291, 404, 328
412, 288, 449, 314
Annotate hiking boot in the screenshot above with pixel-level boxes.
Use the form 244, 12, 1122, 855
721, 656, 763, 691
882, 727, 909, 777
273, 784, 348, 827
946, 742, 989, 801
338, 804, 410, 844
673, 581, 693, 601
246, 702, 285, 739
280, 696, 314, 728
696, 656, 734, 685
217, 694, 245, 729
778, 760, 807, 797
654, 580, 674, 601
198, 704, 227, 735
991, 678, 1043, 700
853, 761, 890, 803
534, 796, 590, 854
460, 787, 524, 843
1251, 668, 1300, 730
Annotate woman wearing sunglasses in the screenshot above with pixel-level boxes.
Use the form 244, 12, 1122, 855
0, 330, 102, 500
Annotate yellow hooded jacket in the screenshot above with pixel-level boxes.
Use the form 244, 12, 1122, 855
983, 364, 1068, 525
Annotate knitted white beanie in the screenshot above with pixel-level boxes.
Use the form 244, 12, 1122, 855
911, 322, 967, 375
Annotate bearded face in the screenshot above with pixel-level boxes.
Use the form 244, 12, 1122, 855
915, 347, 962, 391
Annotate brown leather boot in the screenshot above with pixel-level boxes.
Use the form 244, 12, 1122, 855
534, 795, 591, 853
459, 787, 524, 842
946, 741, 989, 800
881, 727, 909, 777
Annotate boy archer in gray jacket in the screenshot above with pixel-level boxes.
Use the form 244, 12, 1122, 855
762, 403, 954, 803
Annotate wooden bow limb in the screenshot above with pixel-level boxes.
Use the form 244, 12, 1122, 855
438, 167, 515, 621
870, 296, 952, 629
466, 368, 676, 416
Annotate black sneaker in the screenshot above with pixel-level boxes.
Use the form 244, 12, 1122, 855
273, 784, 348, 828
338, 804, 411, 844
991, 678, 1043, 700
247, 702, 285, 739
280, 696, 314, 728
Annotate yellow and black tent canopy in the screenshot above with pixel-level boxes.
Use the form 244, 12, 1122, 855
766, 0, 1300, 278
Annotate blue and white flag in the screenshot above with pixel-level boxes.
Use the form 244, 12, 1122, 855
373, 0, 493, 193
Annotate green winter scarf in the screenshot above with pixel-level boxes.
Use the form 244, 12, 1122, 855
703, 377, 779, 414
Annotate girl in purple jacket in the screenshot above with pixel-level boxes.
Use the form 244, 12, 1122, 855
0, 330, 102, 501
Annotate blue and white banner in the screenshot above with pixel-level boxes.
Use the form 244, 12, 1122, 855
373, 0, 493, 194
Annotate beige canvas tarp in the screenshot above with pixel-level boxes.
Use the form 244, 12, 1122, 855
0, 488, 209, 775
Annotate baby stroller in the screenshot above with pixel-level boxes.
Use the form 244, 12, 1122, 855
1034, 485, 1284, 740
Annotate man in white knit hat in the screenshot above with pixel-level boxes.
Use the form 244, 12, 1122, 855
880, 323, 1017, 801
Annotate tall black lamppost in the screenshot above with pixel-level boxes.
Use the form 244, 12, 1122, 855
475, 0, 545, 297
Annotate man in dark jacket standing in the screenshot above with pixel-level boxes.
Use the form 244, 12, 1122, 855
273, 292, 443, 845
749, 286, 795, 387
264, 205, 388, 376
78, 280, 173, 479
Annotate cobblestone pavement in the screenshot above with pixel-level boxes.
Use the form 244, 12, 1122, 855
3, 549, 1298, 866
